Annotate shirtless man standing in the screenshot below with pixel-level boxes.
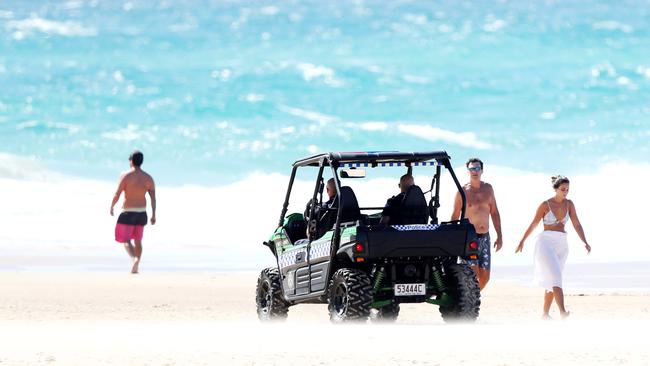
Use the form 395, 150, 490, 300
110, 150, 156, 274
451, 158, 502, 290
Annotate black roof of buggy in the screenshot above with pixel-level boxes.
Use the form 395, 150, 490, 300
293, 151, 451, 168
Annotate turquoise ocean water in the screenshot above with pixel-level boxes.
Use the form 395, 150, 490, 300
1, 0, 650, 184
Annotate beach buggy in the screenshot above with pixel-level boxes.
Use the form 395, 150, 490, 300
256, 151, 481, 322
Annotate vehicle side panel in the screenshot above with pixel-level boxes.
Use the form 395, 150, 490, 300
295, 267, 310, 295
307, 233, 333, 292
308, 262, 329, 292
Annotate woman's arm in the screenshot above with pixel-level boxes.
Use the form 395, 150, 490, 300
515, 202, 546, 253
568, 200, 591, 253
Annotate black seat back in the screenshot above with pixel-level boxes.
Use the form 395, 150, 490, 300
338, 186, 361, 223
398, 185, 428, 225
284, 213, 307, 243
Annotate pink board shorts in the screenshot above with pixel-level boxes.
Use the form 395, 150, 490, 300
115, 223, 145, 242
115, 212, 147, 243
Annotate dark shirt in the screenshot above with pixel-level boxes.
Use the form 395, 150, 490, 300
304, 197, 334, 219
382, 192, 406, 225
305, 196, 337, 238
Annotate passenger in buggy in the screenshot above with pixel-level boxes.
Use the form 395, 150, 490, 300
381, 174, 418, 225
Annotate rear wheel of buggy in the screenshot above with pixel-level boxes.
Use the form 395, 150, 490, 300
328, 268, 372, 323
439, 263, 480, 322
370, 303, 400, 322
256, 267, 289, 321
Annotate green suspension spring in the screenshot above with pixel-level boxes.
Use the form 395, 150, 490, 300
431, 265, 446, 292
373, 266, 386, 291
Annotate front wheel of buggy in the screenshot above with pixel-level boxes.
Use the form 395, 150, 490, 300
328, 268, 372, 323
439, 263, 480, 322
256, 268, 289, 321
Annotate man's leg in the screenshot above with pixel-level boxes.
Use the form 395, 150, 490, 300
475, 235, 491, 291
131, 239, 142, 274
477, 268, 490, 291
123, 240, 135, 258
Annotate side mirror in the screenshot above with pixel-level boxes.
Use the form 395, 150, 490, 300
340, 168, 366, 178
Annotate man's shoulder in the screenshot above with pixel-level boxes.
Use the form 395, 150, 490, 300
123, 169, 154, 184
121, 169, 135, 179
481, 182, 494, 191
387, 193, 405, 204
134, 169, 154, 181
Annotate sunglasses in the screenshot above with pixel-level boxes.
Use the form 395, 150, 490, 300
468, 166, 482, 172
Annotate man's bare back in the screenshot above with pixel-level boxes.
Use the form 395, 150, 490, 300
119, 169, 155, 209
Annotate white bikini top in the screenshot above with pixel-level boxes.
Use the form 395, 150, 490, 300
543, 200, 569, 225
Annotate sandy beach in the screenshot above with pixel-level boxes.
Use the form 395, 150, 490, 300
1, 271, 649, 365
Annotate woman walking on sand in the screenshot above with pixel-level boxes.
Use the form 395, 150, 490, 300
515, 175, 591, 319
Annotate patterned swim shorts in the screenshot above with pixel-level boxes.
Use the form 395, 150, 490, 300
466, 233, 491, 270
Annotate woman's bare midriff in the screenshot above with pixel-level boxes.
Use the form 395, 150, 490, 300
543, 224, 566, 233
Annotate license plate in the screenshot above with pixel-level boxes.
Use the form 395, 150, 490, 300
394, 283, 426, 296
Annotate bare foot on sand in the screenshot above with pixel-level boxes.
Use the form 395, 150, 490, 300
542, 314, 552, 320
561, 311, 571, 320
131, 258, 140, 274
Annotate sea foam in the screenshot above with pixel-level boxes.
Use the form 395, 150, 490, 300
1, 157, 649, 270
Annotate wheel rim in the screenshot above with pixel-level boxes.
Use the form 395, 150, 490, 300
333, 283, 348, 316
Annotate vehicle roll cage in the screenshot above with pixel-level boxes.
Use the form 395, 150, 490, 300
278, 151, 467, 228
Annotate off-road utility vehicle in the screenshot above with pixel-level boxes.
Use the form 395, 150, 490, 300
256, 151, 480, 323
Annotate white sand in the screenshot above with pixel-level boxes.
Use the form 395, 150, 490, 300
1, 271, 649, 365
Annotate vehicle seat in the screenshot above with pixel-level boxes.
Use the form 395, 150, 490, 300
339, 186, 361, 223
283, 213, 307, 243
397, 185, 428, 225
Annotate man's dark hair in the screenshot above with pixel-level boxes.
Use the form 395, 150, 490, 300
129, 150, 144, 167
466, 157, 484, 170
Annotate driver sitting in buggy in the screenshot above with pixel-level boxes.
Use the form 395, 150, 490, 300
304, 178, 338, 240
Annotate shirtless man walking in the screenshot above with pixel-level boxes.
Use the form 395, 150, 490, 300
451, 158, 502, 290
110, 150, 156, 274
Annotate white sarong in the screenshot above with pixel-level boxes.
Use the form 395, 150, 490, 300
533, 230, 569, 291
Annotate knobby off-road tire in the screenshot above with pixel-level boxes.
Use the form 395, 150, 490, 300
328, 268, 372, 323
370, 303, 400, 322
439, 263, 480, 322
256, 267, 289, 321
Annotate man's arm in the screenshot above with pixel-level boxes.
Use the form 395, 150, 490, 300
489, 186, 503, 251
380, 197, 394, 225
450, 191, 462, 221
110, 175, 125, 216
148, 178, 156, 225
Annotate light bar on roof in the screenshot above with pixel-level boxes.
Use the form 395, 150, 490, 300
343, 161, 438, 168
